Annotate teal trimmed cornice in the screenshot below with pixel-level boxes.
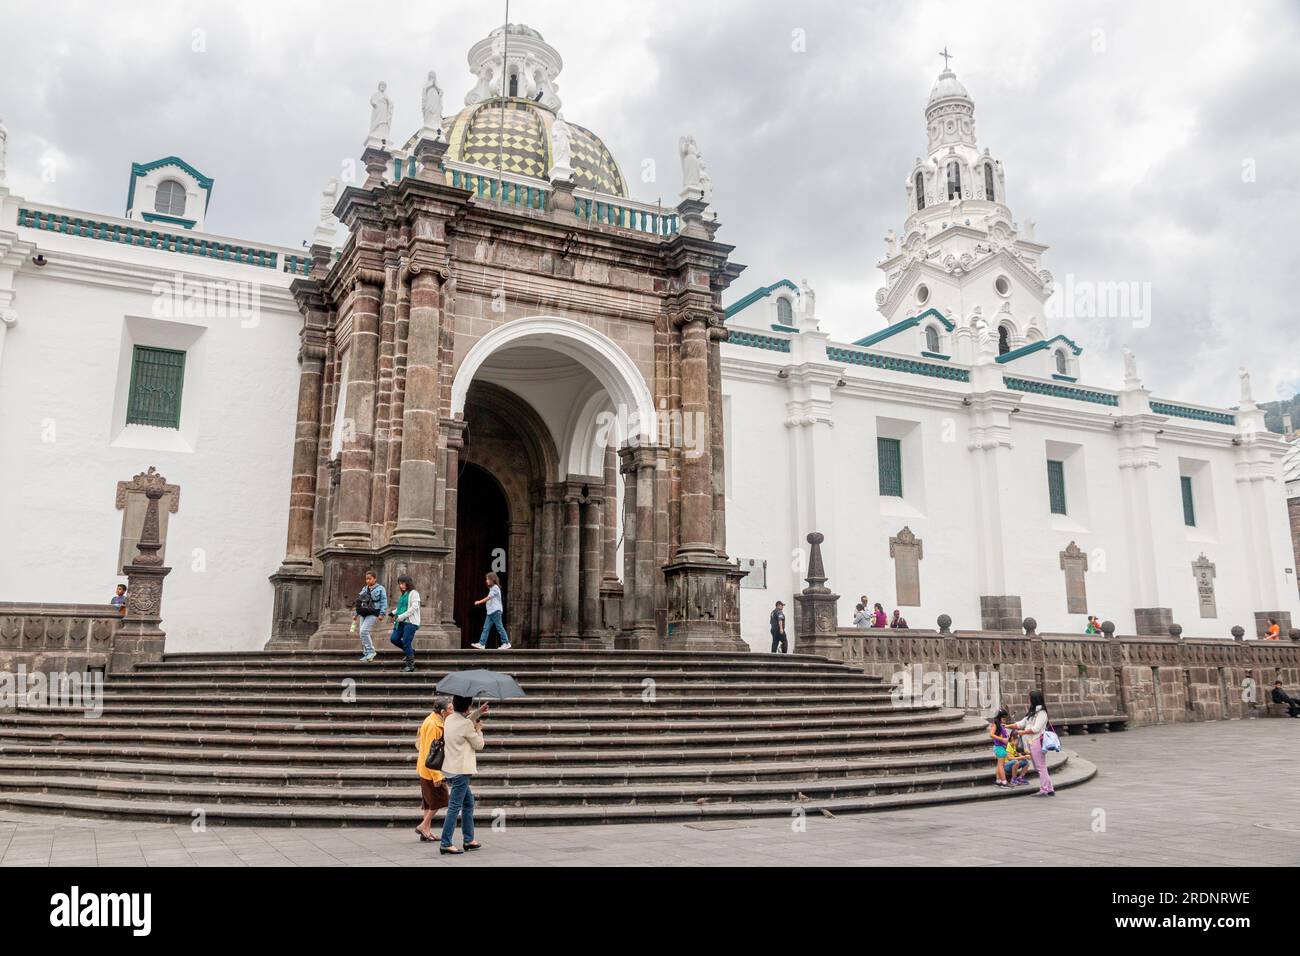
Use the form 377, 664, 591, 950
770, 323, 799, 333
853, 307, 954, 347
921, 350, 951, 361
1150, 401, 1236, 426
727, 329, 792, 353
126, 156, 215, 217
829, 345, 970, 382
17, 207, 308, 274
1003, 376, 1118, 406
141, 212, 198, 229
725, 279, 798, 319
996, 333, 1083, 365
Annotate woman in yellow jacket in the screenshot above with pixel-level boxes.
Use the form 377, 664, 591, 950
415, 695, 452, 842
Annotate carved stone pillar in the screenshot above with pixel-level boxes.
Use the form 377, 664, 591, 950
557, 489, 583, 644
581, 491, 605, 643
113, 468, 173, 672
794, 531, 842, 661
675, 313, 714, 556
331, 275, 382, 547
392, 266, 443, 544
537, 483, 562, 640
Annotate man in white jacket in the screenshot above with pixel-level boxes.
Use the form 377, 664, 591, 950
439, 695, 487, 854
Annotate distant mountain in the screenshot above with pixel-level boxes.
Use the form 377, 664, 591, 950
1261, 393, 1300, 435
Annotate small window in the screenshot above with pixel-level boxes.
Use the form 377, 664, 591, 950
154, 180, 187, 217
776, 297, 793, 325
126, 346, 186, 429
508, 71, 519, 97
924, 325, 940, 352
1180, 475, 1196, 527
998, 325, 1011, 355
984, 163, 996, 201
914, 171, 926, 211
946, 162, 962, 200
1047, 459, 1067, 515
994, 275, 1011, 296
877, 437, 903, 498
915, 284, 930, 305
1055, 350, 1068, 375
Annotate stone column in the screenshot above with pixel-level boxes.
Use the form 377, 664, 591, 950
794, 531, 843, 661
538, 483, 562, 640
581, 491, 605, 643
676, 313, 714, 556
392, 266, 443, 544
602, 444, 619, 586
331, 274, 382, 547
113, 467, 173, 673
558, 489, 583, 643
438, 420, 466, 635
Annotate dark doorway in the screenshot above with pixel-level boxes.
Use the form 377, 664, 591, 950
454, 462, 511, 648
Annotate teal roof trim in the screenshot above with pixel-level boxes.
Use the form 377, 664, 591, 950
127, 156, 215, 217
852, 308, 954, 347
828, 346, 970, 382
770, 323, 799, 333
1150, 401, 1235, 426
725, 279, 798, 319
1003, 376, 1118, 406
727, 330, 791, 353
996, 334, 1083, 365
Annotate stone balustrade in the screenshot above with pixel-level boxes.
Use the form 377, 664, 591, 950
0, 602, 122, 674
838, 622, 1300, 727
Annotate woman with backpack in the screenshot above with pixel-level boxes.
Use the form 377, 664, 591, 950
415, 695, 452, 842
1007, 689, 1056, 796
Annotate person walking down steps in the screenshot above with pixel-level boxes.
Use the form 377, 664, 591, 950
389, 575, 421, 673
351, 570, 388, 663
471, 571, 511, 650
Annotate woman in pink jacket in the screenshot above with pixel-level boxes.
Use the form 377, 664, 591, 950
1008, 690, 1055, 796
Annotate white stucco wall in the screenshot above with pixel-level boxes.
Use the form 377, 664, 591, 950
0, 200, 302, 652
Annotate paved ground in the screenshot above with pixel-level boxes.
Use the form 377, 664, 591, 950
1, 719, 1297, 866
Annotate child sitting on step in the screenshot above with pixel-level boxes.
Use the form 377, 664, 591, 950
989, 708, 1012, 787
1004, 730, 1031, 786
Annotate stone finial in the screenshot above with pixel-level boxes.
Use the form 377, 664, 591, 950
937, 613, 952, 635
1230, 625, 1245, 641
1101, 620, 1116, 637
1022, 617, 1037, 637
803, 531, 827, 592
1168, 623, 1183, 640
1290, 628, 1300, 643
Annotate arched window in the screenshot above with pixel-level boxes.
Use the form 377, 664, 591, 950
998, 325, 1011, 355
508, 71, 519, 97
776, 297, 793, 326
983, 163, 996, 201
914, 171, 926, 211
1055, 349, 1069, 375
924, 325, 940, 353
154, 180, 187, 217
946, 162, 962, 200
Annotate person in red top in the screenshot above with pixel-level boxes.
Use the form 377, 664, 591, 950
1265, 618, 1281, 640
871, 603, 888, 628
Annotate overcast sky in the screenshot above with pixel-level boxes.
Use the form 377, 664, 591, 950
3, 0, 1297, 407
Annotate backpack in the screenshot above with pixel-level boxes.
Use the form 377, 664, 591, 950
355, 586, 378, 617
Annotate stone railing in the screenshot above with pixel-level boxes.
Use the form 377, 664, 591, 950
836, 620, 1300, 728
0, 602, 122, 673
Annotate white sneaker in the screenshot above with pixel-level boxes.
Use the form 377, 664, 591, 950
362, 652, 377, 662
471, 643, 486, 650
499, 643, 511, 650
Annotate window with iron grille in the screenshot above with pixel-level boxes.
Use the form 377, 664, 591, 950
154, 180, 187, 217
776, 297, 793, 325
877, 437, 903, 497
126, 346, 186, 428
1046, 459, 1067, 515
1180, 475, 1196, 527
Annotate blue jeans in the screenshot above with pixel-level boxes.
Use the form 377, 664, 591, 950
440, 773, 475, 848
357, 614, 379, 654
390, 621, 418, 660
477, 611, 509, 647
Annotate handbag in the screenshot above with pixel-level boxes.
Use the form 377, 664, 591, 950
424, 737, 445, 771
1041, 725, 1061, 752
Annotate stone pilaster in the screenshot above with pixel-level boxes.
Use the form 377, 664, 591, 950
580, 491, 605, 644
1117, 386, 1172, 634
392, 265, 443, 544
967, 372, 1023, 630
330, 273, 383, 547
555, 487, 583, 646
537, 482, 562, 641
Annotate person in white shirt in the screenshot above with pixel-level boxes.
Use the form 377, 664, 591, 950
852, 604, 871, 628
1007, 690, 1055, 796
471, 571, 511, 650
388, 574, 421, 673
439, 695, 487, 854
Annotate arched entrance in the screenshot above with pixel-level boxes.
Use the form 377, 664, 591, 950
454, 462, 510, 648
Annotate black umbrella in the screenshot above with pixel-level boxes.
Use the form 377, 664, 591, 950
435, 669, 525, 700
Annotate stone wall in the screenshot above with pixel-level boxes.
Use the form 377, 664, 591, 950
840, 625, 1300, 728
0, 603, 121, 673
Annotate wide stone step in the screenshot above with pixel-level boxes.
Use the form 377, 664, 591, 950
0, 709, 972, 752
91, 690, 901, 709
136, 656, 866, 675
0, 726, 990, 767
154, 649, 835, 667
0, 754, 1096, 825
0, 749, 1004, 788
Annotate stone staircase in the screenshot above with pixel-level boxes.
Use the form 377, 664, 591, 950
0, 649, 1095, 825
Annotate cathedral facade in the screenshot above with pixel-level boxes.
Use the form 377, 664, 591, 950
0, 26, 1294, 654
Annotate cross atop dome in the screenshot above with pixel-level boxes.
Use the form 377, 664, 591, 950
938, 46, 953, 70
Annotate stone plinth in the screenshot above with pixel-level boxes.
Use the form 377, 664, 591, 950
794, 532, 842, 661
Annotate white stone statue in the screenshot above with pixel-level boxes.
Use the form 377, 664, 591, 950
974, 318, 997, 360
421, 71, 444, 137
799, 278, 817, 321
367, 81, 393, 147
699, 157, 713, 204
523, 53, 540, 100
1024, 219, 1036, 241
313, 177, 339, 245
536, 67, 561, 110
1239, 366, 1253, 404
1122, 347, 1140, 387
679, 135, 703, 200
0, 118, 8, 186
465, 63, 496, 106
549, 113, 573, 180
884, 229, 897, 256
